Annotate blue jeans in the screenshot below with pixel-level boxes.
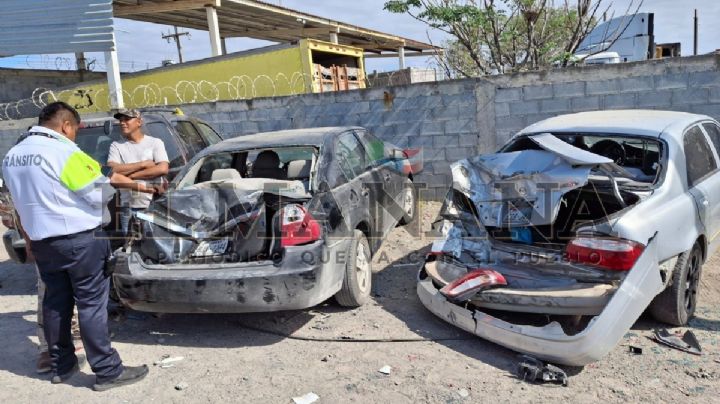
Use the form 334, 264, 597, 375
119, 207, 144, 236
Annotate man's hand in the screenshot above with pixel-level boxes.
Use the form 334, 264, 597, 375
109, 172, 156, 194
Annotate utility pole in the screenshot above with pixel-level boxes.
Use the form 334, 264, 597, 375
693, 9, 698, 56
162, 26, 190, 63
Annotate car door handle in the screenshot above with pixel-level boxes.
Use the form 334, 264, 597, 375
702, 199, 709, 206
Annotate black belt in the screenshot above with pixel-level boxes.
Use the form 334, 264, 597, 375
38, 226, 101, 243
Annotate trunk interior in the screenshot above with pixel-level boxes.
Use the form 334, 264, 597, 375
486, 181, 641, 250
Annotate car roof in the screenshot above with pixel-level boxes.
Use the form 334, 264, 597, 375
206, 126, 361, 152
519, 109, 712, 138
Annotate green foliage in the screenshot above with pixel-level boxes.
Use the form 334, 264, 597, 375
385, 0, 605, 77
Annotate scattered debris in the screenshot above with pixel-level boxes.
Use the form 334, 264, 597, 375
458, 388, 470, 398
154, 355, 184, 368
516, 355, 568, 386
685, 368, 717, 380
320, 354, 333, 362
174, 382, 189, 391
291, 392, 319, 404
378, 365, 392, 375
651, 329, 702, 355
628, 346, 643, 355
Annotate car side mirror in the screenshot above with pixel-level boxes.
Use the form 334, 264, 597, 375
103, 120, 112, 135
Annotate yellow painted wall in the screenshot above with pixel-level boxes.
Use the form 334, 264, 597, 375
50, 39, 365, 114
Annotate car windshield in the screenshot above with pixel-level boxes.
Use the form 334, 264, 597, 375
503, 133, 664, 185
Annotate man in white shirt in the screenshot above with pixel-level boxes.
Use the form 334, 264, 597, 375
107, 109, 169, 235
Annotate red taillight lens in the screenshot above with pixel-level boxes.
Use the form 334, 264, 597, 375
280, 205, 321, 248
565, 237, 644, 271
439, 269, 507, 301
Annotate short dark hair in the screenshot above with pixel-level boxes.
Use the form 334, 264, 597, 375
38, 101, 81, 126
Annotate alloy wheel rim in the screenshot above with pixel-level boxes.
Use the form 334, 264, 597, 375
684, 251, 700, 311
403, 187, 414, 217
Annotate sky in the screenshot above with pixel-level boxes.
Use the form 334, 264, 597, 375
0, 0, 718, 73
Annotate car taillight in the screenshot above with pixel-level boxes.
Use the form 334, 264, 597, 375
565, 237, 644, 271
439, 269, 507, 301
280, 204, 321, 248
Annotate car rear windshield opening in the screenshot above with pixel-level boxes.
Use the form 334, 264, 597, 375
503, 133, 664, 184
177, 147, 318, 190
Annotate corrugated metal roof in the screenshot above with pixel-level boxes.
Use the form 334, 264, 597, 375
0, 0, 115, 57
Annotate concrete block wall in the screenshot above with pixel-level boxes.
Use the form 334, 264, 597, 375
2, 54, 719, 200
491, 55, 720, 146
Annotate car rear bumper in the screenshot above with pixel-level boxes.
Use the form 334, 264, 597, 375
416, 237, 663, 366
111, 239, 350, 313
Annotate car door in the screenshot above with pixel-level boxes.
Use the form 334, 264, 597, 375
333, 132, 384, 248
683, 124, 720, 254
355, 130, 406, 233
143, 121, 187, 180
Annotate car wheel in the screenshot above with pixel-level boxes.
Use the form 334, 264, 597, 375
649, 244, 703, 326
398, 179, 416, 225
335, 230, 372, 307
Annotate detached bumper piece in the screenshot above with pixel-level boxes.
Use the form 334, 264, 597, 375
516, 355, 568, 386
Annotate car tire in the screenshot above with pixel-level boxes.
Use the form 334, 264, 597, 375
398, 179, 416, 225
335, 230, 372, 307
648, 244, 703, 326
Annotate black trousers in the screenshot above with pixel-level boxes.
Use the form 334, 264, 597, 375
32, 228, 123, 382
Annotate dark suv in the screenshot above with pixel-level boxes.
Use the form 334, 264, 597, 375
1, 108, 223, 263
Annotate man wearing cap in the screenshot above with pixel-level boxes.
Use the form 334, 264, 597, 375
2, 101, 150, 390
107, 108, 169, 235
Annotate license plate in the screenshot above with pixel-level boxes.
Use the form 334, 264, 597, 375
192, 238, 229, 257
504, 200, 532, 225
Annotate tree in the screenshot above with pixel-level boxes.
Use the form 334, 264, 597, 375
385, 0, 642, 77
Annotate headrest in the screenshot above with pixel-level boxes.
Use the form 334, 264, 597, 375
211, 168, 243, 182
287, 160, 312, 179
254, 150, 280, 169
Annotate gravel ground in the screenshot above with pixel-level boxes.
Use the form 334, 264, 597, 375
0, 202, 718, 403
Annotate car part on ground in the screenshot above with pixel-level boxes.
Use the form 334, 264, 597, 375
516, 355, 568, 386
651, 328, 702, 355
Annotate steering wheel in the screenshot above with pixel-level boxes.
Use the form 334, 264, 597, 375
590, 140, 626, 165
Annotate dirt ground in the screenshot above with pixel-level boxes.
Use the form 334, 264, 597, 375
1, 202, 718, 403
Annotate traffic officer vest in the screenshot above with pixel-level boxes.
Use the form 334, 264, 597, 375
1, 126, 114, 241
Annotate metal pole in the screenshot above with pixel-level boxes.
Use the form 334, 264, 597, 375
206, 6, 222, 57
398, 46, 406, 69
74, 52, 87, 81
329, 32, 339, 44
693, 9, 698, 55
174, 26, 184, 63
105, 49, 124, 109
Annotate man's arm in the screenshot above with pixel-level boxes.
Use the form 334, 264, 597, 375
128, 162, 169, 180
106, 142, 154, 175
107, 160, 154, 176
108, 172, 156, 193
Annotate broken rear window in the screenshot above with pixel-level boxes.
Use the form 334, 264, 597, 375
176, 147, 318, 191
502, 133, 664, 185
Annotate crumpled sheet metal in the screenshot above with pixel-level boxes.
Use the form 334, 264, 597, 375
451, 149, 593, 227
138, 187, 265, 239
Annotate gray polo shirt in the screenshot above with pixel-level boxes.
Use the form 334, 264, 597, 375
107, 135, 169, 208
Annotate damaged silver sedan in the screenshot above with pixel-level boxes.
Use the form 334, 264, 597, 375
419, 110, 720, 366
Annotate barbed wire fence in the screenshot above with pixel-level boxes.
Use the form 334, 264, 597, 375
0, 69, 440, 121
